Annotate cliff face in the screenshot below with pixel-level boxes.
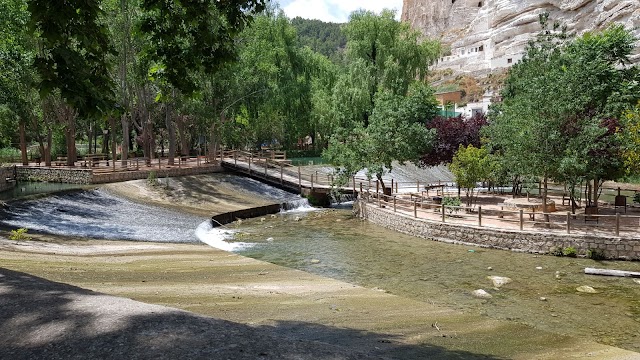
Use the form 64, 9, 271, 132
402, 0, 640, 74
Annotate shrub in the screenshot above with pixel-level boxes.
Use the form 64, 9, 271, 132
442, 196, 462, 214
9, 228, 31, 241
147, 171, 158, 186
587, 248, 606, 260
549, 246, 564, 257
563, 246, 577, 257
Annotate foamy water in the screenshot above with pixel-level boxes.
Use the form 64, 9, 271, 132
194, 221, 254, 251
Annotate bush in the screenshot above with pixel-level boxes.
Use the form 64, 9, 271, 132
442, 196, 462, 214
562, 246, 577, 257
147, 171, 158, 186
587, 248, 606, 260
549, 246, 564, 257
9, 228, 31, 241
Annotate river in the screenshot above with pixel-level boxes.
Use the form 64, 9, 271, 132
1, 175, 639, 352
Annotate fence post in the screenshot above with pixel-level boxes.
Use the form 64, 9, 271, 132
616, 213, 620, 236
378, 193, 381, 208
519, 210, 524, 231
478, 206, 482, 227
414, 200, 417, 218
441, 203, 445, 222
352, 177, 356, 195
248, 154, 252, 174
566, 212, 571, 234
298, 166, 302, 194
376, 180, 379, 195
264, 158, 267, 177
158, 157, 161, 170
393, 196, 396, 212
311, 174, 314, 191
417, 180, 420, 193
360, 182, 363, 195
234, 150, 237, 166
280, 163, 283, 185
391, 179, 394, 194
136, 157, 139, 171
395, 181, 398, 194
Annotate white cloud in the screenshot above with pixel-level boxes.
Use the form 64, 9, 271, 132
279, 0, 403, 23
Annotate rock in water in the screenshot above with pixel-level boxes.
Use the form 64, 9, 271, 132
472, 289, 492, 299
576, 285, 598, 294
488, 276, 512, 288
633, 279, 640, 285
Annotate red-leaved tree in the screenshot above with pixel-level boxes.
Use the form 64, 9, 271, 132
421, 113, 488, 166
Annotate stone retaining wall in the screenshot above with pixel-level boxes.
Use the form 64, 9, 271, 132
0, 166, 16, 192
16, 167, 92, 184
91, 165, 222, 184
15, 164, 223, 185
358, 201, 640, 260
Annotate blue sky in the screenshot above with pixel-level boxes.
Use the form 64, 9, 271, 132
275, 0, 403, 23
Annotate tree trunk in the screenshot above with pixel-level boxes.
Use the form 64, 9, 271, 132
19, 121, 28, 165
543, 176, 550, 226
592, 176, 599, 207
110, 115, 117, 171
166, 96, 176, 165
64, 107, 77, 166
45, 128, 52, 166
176, 115, 189, 156
121, 113, 129, 165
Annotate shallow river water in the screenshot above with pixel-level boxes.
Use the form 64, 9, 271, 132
1, 177, 639, 352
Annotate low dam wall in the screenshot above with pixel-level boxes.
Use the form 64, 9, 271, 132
357, 201, 640, 260
211, 203, 284, 226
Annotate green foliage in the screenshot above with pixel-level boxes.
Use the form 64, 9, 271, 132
450, 145, 493, 205
27, 0, 116, 117
549, 246, 564, 257
139, 0, 267, 94
147, 171, 158, 186
485, 21, 639, 204
587, 248, 606, 260
9, 228, 31, 241
563, 246, 577, 257
290, 17, 346, 61
442, 196, 461, 214
324, 10, 440, 187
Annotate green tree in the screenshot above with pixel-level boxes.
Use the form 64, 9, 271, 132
449, 145, 493, 206
486, 18, 639, 213
324, 10, 440, 189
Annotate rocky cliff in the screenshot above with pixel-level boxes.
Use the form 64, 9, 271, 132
402, 0, 640, 75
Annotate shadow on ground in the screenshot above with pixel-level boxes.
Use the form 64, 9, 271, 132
0, 268, 502, 359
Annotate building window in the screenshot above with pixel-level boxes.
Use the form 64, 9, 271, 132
478, 2, 483, 7
452, 0, 456, 4
507, 58, 513, 64
479, 45, 484, 51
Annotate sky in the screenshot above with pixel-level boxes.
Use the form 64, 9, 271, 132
276, 0, 403, 23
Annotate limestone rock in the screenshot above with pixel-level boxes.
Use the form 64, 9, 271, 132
401, 0, 640, 75
488, 276, 511, 288
576, 285, 598, 293
472, 289, 492, 299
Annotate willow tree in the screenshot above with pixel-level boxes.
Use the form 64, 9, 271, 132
324, 9, 441, 189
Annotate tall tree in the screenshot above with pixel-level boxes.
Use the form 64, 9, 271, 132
486, 17, 639, 213
324, 10, 440, 189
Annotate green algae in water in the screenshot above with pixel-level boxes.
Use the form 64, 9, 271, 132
232, 209, 640, 352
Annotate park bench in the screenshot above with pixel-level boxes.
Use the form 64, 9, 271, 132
54, 156, 67, 166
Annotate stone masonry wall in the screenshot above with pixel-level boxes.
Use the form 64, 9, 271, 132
91, 165, 223, 184
15, 165, 223, 185
0, 166, 16, 192
16, 167, 93, 184
359, 201, 640, 260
